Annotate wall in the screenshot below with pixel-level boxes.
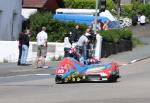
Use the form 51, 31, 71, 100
22, 8, 37, 20
0, 0, 22, 41
0, 41, 64, 63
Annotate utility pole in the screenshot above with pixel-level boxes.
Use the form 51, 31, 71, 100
93, 0, 99, 34
117, 0, 121, 17
143, 0, 145, 4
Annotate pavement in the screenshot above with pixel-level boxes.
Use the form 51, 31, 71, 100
0, 24, 149, 77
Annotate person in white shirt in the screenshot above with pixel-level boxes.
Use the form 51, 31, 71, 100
64, 32, 72, 57
139, 14, 146, 26
36, 26, 48, 68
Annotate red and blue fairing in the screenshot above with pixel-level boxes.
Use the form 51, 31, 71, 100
55, 57, 120, 83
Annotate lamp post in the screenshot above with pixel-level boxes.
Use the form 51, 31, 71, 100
117, 0, 121, 17
93, 0, 99, 34
143, 0, 145, 4
94, 0, 103, 60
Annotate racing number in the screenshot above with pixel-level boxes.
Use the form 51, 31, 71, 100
57, 69, 65, 74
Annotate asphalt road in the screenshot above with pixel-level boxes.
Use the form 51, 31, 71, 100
0, 24, 150, 103
0, 57, 150, 103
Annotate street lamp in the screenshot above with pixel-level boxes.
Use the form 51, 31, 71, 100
93, 0, 99, 34
117, 0, 121, 17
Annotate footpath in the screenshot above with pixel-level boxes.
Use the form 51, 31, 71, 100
0, 24, 149, 77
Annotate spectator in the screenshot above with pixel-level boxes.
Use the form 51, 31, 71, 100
139, 13, 146, 26
91, 20, 103, 31
20, 29, 30, 65
77, 28, 91, 63
103, 20, 110, 30
132, 14, 138, 26
72, 25, 80, 43
17, 32, 24, 65
86, 27, 96, 58
36, 27, 48, 68
64, 32, 72, 57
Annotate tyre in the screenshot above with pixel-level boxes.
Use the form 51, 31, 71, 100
55, 75, 63, 84
108, 77, 117, 82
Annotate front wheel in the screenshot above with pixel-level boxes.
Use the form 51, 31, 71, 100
108, 77, 118, 82
55, 75, 63, 84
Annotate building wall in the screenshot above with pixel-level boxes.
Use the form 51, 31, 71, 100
0, 0, 22, 41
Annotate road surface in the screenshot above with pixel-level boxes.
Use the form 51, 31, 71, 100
0, 58, 150, 103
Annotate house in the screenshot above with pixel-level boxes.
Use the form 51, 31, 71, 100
0, 0, 22, 41
22, 0, 64, 29
22, 0, 64, 12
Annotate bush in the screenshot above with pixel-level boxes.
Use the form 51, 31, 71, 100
118, 29, 132, 40
64, 0, 116, 11
29, 12, 87, 42
122, 3, 150, 22
64, 0, 95, 9
132, 37, 143, 48
99, 29, 132, 43
99, 30, 113, 42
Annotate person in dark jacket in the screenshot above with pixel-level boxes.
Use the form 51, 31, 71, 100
72, 25, 80, 43
20, 29, 30, 65
132, 14, 138, 26
17, 32, 24, 65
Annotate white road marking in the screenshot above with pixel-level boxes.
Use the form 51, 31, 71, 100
0, 74, 52, 78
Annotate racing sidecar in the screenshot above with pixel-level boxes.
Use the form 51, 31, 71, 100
55, 57, 120, 84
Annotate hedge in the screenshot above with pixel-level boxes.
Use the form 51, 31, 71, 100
99, 29, 132, 43
122, 3, 150, 22
29, 12, 133, 43
29, 12, 87, 42
64, 0, 116, 11
99, 29, 133, 57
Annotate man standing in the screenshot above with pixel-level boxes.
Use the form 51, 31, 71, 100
77, 28, 90, 63
139, 13, 146, 26
17, 32, 24, 65
72, 25, 80, 43
36, 27, 48, 68
20, 29, 30, 65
